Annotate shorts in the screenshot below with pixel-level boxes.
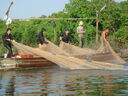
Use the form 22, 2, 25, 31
37, 39, 44, 45
37, 40, 48, 45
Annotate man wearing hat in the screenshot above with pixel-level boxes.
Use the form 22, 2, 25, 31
60, 29, 71, 43
77, 21, 85, 48
37, 28, 48, 48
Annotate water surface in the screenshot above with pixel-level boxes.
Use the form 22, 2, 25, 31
0, 67, 128, 96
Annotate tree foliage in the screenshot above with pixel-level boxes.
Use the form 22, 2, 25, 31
0, 0, 127, 55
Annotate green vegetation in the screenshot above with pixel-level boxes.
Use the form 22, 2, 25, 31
0, 0, 128, 55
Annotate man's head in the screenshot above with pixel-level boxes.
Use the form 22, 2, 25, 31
79, 21, 84, 26
65, 29, 70, 35
6, 28, 12, 34
104, 27, 110, 33
41, 28, 46, 33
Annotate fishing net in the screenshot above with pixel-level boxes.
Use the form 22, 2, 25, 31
59, 39, 126, 64
59, 41, 97, 57
12, 41, 124, 70
98, 40, 126, 64
41, 39, 70, 56
13, 43, 38, 56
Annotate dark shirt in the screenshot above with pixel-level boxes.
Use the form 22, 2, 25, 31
60, 33, 71, 43
2, 33, 13, 45
37, 32, 44, 41
37, 32, 46, 44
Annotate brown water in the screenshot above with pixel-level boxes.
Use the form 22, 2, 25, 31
0, 67, 128, 96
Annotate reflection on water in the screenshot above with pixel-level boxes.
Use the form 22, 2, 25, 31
0, 67, 128, 96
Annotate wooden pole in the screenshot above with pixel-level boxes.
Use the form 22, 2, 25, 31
96, 11, 99, 44
13, 18, 96, 21
53, 28, 57, 43
96, 4, 106, 44
6, 2, 13, 16
5, 2, 13, 28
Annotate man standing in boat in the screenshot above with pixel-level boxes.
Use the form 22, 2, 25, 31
2, 28, 15, 58
60, 29, 71, 43
77, 21, 85, 48
37, 28, 48, 48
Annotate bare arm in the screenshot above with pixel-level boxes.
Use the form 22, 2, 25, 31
60, 36, 63, 41
5, 39, 15, 42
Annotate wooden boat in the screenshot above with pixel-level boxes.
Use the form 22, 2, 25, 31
0, 55, 56, 70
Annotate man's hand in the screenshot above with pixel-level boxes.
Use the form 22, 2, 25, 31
44, 41, 48, 44
104, 38, 107, 42
6, 39, 11, 41
12, 40, 16, 42
60, 37, 63, 41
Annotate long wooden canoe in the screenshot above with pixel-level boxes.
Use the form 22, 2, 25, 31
0, 56, 56, 70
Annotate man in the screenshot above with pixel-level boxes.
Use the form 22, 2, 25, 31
100, 27, 110, 53
102, 27, 110, 42
60, 29, 71, 43
37, 28, 48, 48
77, 21, 85, 48
2, 28, 15, 58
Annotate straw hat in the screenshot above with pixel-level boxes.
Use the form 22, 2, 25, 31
79, 21, 84, 26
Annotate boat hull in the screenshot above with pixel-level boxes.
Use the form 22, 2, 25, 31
0, 57, 56, 70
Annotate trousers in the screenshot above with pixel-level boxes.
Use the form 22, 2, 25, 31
4, 44, 13, 58
79, 37, 84, 48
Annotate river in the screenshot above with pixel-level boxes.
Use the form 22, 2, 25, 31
0, 66, 128, 96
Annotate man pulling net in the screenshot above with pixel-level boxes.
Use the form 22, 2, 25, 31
97, 27, 126, 64
60, 29, 71, 43
2, 28, 15, 58
37, 28, 48, 48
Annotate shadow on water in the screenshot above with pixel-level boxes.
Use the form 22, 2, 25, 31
0, 67, 128, 96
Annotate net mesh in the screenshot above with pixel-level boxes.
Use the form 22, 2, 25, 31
12, 41, 124, 70
99, 40, 126, 64
41, 39, 70, 56
59, 40, 126, 64
59, 41, 97, 57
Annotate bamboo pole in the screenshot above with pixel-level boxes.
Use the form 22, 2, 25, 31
5, 2, 13, 17
53, 28, 57, 43
13, 18, 96, 21
96, 4, 106, 44
5, 2, 13, 28
96, 11, 99, 44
